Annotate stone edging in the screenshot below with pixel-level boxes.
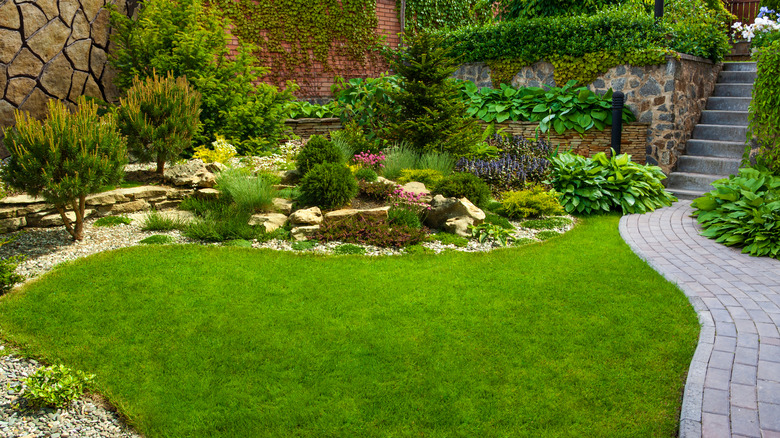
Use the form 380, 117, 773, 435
618, 214, 712, 438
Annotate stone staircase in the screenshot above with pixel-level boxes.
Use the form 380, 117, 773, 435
666, 62, 756, 200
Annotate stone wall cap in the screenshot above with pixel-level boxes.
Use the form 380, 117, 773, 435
0, 194, 46, 204
284, 117, 341, 124
670, 52, 716, 65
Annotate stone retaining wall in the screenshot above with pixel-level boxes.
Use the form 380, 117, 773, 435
282, 117, 648, 164
0, 0, 127, 130
0, 185, 193, 233
453, 54, 722, 173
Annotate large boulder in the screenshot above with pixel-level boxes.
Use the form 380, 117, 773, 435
291, 225, 320, 241
164, 160, 216, 188
288, 206, 322, 226
248, 213, 288, 232
424, 195, 485, 237
273, 198, 294, 215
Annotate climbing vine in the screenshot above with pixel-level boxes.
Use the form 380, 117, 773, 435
214, 0, 383, 93
403, 0, 495, 32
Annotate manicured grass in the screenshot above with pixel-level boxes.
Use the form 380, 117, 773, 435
0, 215, 698, 438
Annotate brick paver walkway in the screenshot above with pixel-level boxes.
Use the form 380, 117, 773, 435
619, 200, 780, 438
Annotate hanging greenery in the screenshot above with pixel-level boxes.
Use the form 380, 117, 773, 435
403, 0, 496, 32
213, 0, 384, 94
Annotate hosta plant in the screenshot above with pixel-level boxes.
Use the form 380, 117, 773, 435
548, 151, 676, 215
470, 223, 515, 247
692, 167, 780, 258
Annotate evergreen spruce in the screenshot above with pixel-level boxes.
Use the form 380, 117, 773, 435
2, 97, 127, 241
381, 32, 481, 156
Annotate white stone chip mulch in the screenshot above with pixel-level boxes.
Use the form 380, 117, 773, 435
0, 212, 574, 438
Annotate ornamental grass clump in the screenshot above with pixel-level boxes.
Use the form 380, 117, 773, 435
117, 72, 201, 175
2, 97, 127, 241
215, 169, 276, 213
316, 215, 427, 248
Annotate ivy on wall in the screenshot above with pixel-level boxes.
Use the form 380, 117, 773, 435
403, 0, 494, 32
214, 0, 383, 93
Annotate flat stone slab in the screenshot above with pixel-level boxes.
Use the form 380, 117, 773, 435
0, 193, 45, 204
324, 206, 390, 220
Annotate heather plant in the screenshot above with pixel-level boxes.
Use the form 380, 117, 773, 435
11, 364, 94, 409
296, 135, 344, 175
333, 244, 366, 255
316, 215, 427, 248
431, 173, 492, 207
358, 180, 397, 201
299, 163, 358, 209
2, 97, 127, 241
500, 186, 565, 219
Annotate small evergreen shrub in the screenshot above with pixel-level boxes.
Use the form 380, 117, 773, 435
521, 217, 574, 230
514, 237, 535, 246
333, 244, 366, 255
431, 173, 491, 207
388, 206, 423, 229
317, 216, 427, 248
94, 216, 133, 227
193, 136, 237, 164
358, 180, 398, 201
117, 72, 201, 175
397, 169, 444, 186
216, 169, 276, 213
292, 240, 317, 251
427, 232, 469, 248
224, 239, 253, 247
296, 135, 343, 175
299, 163, 358, 209
0, 235, 24, 294
536, 230, 561, 241
355, 168, 378, 182
140, 235, 176, 244
548, 152, 676, 215
748, 39, 780, 173
2, 97, 127, 241
500, 186, 565, 219
141, 211, 188, 231
381, 33, 481, 155
12, 364, 94, 409
484, 213, 515, 230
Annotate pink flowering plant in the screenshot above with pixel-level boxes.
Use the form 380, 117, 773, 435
353, 151, 386, 171
390, 186, 432, 216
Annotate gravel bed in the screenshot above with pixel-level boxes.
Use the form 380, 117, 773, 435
0, 346, 140, 438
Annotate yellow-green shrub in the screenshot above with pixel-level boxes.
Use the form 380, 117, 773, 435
500, 186, 564, 219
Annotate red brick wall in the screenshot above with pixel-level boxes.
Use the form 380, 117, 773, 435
225, 0, 401, 100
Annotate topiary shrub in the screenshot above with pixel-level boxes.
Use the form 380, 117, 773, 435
431, 172, 491, 207
354, 167, 378, 182
299, 163, 358, 209
500, 186, 564, 219
296, 135, 343, 175
748, 39, 780, 173
117, 72, 201, 175
2, 97, 127, 241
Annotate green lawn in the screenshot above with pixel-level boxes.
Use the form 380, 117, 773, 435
0, 215, 698, 438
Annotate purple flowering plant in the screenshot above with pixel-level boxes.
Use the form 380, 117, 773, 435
353, 151, 386, 170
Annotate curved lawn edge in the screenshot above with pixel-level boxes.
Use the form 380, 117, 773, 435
0, 215, 699, 438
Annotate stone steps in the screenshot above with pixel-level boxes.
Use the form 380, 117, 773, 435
665, 61, 756, 200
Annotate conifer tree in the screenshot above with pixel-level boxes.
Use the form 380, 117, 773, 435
2, 97, 127, 241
